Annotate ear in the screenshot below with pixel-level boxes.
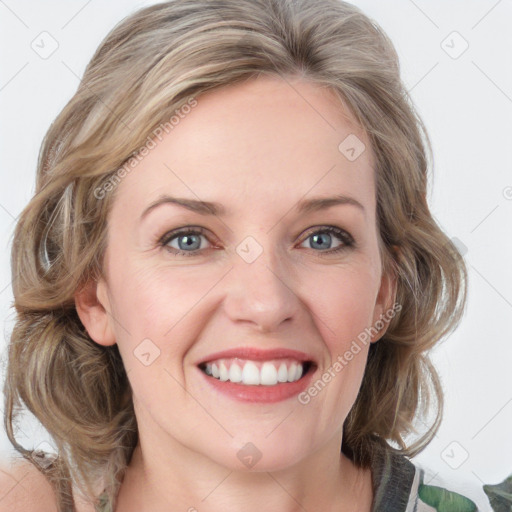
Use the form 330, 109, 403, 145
74, 277, 116, 346
370, 250, 399, 343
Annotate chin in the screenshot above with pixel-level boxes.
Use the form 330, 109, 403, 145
209, 432, 318, 473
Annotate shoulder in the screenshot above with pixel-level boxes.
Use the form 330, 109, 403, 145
370, 449, 480, 511
408, 460, 480, 512
0, 457, 57, 512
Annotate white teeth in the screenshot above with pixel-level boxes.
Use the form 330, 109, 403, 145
288, 362, 298, 382
219, 362, 229, 381
203, 359, 306, 386
242, 361, 260, 385
277, 363, 288, 382
229, 363, 242, 383
260, 362, 278, 386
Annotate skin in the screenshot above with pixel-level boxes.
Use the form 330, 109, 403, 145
75, 75, 396, 512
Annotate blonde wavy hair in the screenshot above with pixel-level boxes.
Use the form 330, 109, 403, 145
3, 0, 467, 510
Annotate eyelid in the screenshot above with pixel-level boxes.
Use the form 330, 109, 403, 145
299, 225, 354, 245
158, 224, 355, 256
159, 226, 216, 250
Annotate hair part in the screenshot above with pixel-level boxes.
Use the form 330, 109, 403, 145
4, 0, 467, 510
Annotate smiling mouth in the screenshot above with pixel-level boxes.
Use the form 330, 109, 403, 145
198, 358, 314, 386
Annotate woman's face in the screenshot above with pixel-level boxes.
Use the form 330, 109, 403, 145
77, 76, 395, 472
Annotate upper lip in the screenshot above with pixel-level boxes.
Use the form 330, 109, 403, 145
196, 347, 315, 366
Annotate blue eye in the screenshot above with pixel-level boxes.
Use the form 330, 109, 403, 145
159, 226, 354, 257
300, 227, 354, 254
161, 228, 211, 256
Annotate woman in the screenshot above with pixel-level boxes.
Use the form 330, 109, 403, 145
1, 0, 478, 510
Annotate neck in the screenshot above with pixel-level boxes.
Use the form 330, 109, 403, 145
114, 426, 373, 512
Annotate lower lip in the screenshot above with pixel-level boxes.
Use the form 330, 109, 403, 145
197, 366, 316, 403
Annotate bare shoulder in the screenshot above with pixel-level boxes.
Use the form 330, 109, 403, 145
0, 457, 57, 512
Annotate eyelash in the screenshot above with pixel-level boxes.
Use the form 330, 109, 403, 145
158, 226, 355, 258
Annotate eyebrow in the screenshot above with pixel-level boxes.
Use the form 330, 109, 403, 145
139, 193, 365, 221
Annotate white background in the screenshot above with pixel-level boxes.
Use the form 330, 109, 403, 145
0, 1, 511, 510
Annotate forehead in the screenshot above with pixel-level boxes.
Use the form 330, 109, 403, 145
111, 75, 375, 220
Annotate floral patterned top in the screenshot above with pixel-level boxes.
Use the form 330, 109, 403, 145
370, 448, 479, 511
95, 448, 480, 512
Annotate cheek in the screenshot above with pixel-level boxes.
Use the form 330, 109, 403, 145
110, 261, 198, 330
107, 266, 204, 411
300, 263, 380, 354
107, 261, 226, 370
106, 267, 179, 354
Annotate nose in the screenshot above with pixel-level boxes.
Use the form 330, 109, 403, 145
222, 244, 299, 333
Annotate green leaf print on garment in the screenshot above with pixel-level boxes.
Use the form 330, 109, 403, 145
95, 492, 111, 512
483, 474, 512, 512
418, 484, 478, 512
